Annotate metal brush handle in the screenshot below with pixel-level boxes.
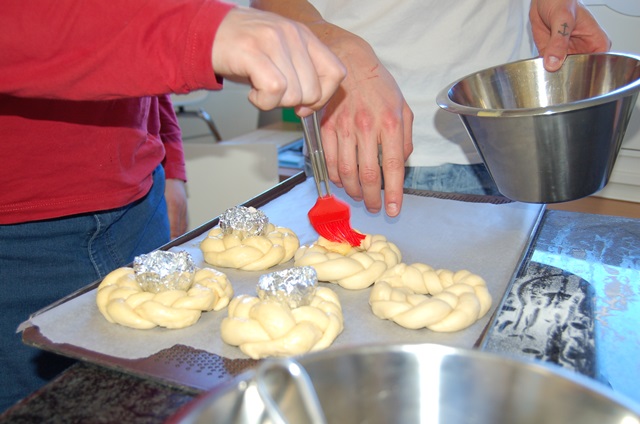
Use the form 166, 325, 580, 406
302, 112, 331, 197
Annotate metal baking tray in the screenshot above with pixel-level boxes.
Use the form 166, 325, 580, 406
22, 173, 544, 393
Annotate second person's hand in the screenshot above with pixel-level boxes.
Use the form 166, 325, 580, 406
313, 25, 413, 217
530, 0, 611, 72
211, 6, 346, 116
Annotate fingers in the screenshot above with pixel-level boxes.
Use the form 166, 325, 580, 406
212, 7, 345, 112
318, 112, 347, 189
313, 35, 411, 217
540, 7, 575, 71
245, 24, 319, 109
353, 110, 390, 215
324, 108, 364, 201
381, 103, 413, 217
531, 0, 611, 72
301, 35, 348, 111
321, 94, 411, 217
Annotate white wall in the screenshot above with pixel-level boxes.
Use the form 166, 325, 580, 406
174, 82, 260, 142
183, 141, 278, 230
585, 3, 640, 201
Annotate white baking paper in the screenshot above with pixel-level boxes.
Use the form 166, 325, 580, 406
26, 179, 544, 360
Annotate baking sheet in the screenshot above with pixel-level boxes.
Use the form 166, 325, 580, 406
24, 179, 544, 361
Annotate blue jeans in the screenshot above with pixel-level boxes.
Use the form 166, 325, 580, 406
0, 165, 170, 412
404, 163, 502, 196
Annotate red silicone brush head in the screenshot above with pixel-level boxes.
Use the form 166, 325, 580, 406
308, 195, 365, 247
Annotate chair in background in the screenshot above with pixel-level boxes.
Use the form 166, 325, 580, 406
170, 91, 223, 142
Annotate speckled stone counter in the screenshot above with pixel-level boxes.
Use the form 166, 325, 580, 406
0, 363, 197, 423
2, 209, 639, 423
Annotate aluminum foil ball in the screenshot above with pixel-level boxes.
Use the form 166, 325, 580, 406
257, 266, 318, 309
219, 206, 269, 238
133, 250, 196, 293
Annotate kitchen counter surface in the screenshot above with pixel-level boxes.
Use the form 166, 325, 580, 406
2, 208, 639, 423
483, 209, 640, 399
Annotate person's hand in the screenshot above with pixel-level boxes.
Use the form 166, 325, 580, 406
530, 0, 611, 72
311, 24, 413, 217
211, 7, 346, 117
248, 0, 411, 217
164, 178, 188, 239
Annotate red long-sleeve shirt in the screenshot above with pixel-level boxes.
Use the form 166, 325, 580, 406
0, 0, 234, 224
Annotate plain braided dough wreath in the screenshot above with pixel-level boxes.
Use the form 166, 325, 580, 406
96, 267, 233, 329
293, 235, 402, 290
369, 263, 492, 332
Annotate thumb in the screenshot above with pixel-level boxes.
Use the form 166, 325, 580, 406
543, 20, 573, 72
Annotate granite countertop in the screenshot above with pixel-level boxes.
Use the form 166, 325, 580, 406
2, 209, 639, 423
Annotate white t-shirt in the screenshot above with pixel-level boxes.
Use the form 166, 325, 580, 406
310, 0, 535, 166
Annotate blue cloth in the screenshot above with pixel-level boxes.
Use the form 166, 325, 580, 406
0, 165, 170, 412
403, 163, 502, 196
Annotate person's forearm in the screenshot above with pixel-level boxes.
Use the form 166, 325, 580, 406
0, 0, 233, 100
251, 0, 373, 60
250, 0, 323, 26
250, 0, 341, 46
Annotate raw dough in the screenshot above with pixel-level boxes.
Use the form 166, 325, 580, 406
96, 267, 233, 329
294, 234, 401, 290
200, 223, 299, 271
369, 263, 492, 332
220, 286, 343, 359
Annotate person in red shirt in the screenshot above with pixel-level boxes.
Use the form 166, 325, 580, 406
0, 0, 345, 411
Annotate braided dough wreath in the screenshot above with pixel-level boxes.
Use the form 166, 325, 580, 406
369, 263, 492, 332
220, 286, 343, 359
200, 223, 299, 271
293, 235, 402, 290
96, 267, 233, 330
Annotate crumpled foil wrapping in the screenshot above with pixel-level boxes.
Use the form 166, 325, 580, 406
133, 250, 196, 293
219, 206, 269, 238
257, 266, 318, 309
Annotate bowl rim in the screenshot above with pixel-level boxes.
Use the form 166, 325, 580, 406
436, 52, 640, 118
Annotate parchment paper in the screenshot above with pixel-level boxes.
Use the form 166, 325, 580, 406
26, 179, 543, 360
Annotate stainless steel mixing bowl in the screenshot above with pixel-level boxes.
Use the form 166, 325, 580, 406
437, 52, 640, 203
168, 343, 640, 424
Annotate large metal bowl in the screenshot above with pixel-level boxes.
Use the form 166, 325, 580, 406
437, 52, 640, 203
168, 343, 640, 424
